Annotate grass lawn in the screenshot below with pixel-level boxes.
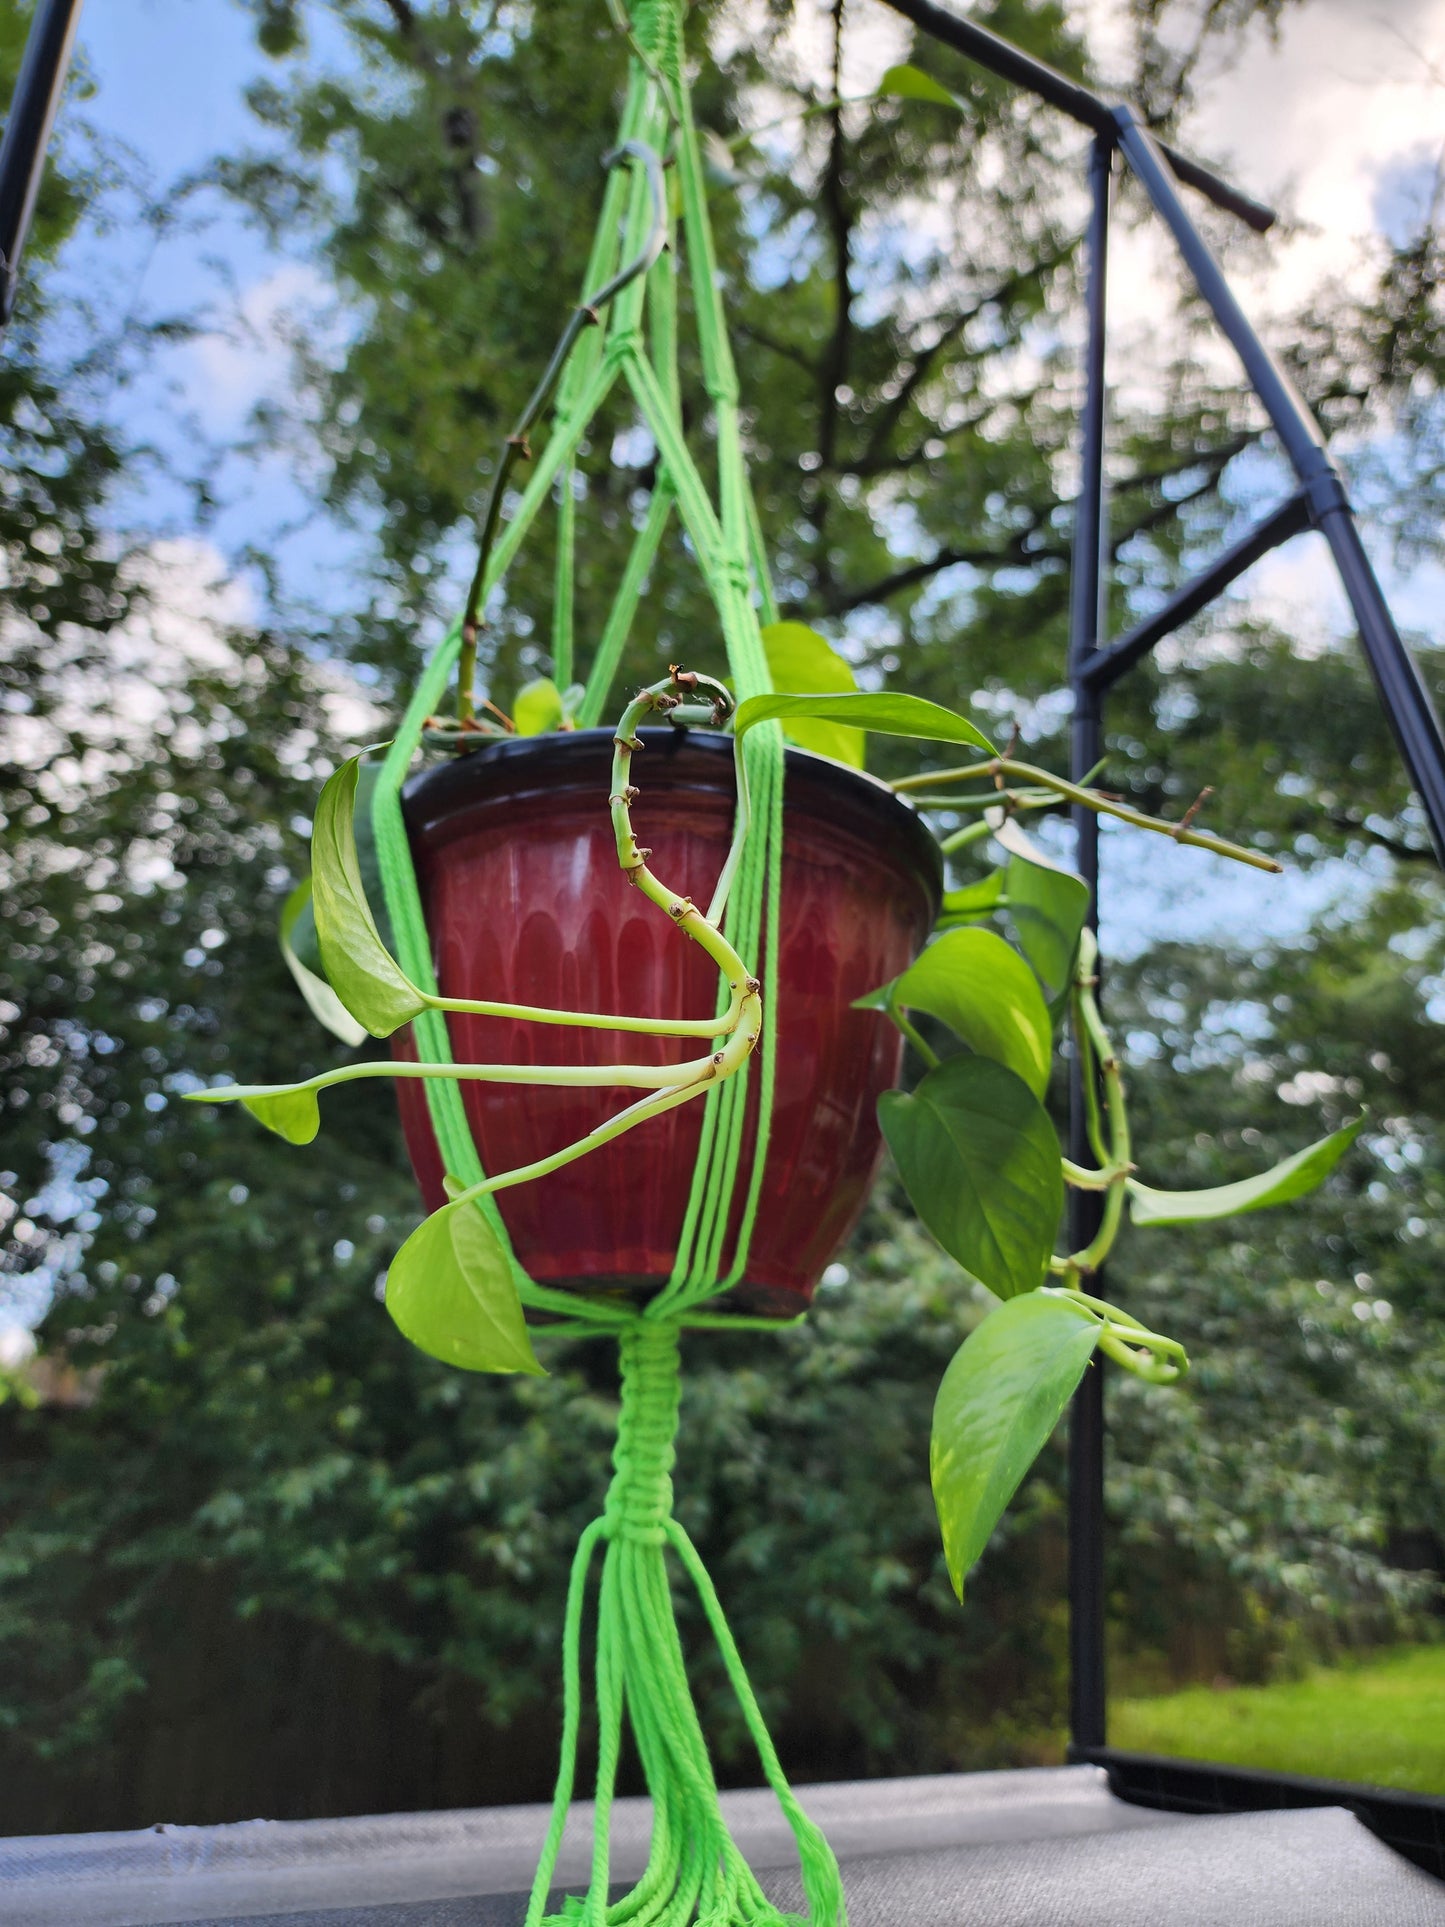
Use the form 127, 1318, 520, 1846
1110, 1642, 1445, 1795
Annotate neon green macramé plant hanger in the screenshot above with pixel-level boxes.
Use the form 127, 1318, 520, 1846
187, 6, 1364, 1921
366, 7, 845, 1924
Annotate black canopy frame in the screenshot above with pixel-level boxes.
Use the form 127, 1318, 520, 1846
4, 0, 1444, 1881
881, 0, 1445, 1881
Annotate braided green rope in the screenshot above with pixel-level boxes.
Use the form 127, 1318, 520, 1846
524, 1323, 838, 1927
553, 464, 577, 693
367, 8, 840, 1925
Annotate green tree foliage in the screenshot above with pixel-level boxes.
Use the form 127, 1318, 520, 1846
2, 0, 1442, 1821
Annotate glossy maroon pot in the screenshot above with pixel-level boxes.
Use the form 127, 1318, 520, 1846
393, 728, 940, 1317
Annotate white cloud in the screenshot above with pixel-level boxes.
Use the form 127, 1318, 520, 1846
181, 261, 341, 434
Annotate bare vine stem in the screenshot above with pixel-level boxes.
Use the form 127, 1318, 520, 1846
1044, 1287, 1187, 1385
205, 676, 762, 1204
895, 757, 1280, 873
440, 671, 760, 1210
1052, 928, 1131, 1281
455, 140, 671, 726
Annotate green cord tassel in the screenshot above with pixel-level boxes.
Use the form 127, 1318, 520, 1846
524, 1322, 846, 1927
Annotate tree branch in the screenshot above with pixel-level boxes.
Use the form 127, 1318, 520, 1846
733, 319, 818, 377
1324, 810, 1436, 863
837, 405, 991, 479
823, 434, 1266, 617
820, 533, 1067, 615
858, 240, 1078, 467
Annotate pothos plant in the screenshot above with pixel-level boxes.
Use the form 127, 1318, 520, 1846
188, 643, 1360, 1605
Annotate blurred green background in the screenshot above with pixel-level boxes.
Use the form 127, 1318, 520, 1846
1, 0, 1441, 1830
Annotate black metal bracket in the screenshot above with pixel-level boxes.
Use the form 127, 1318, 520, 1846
1076, 1747, 1445, 1882
0, 0, 85, 329
879, 0, 1278, 233
1081, 489, 1313, 694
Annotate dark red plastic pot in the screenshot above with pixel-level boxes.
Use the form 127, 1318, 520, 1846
394, 728, 941, 1317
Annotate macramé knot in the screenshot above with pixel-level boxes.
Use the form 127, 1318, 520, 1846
604, 1319, 683, 1545
605, 327, 644, 368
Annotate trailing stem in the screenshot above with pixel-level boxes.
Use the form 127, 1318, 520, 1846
199, 674, 763, 1207
894, 756, 1281, 872
1045, 932, 1185, 1383
1053, 927, 1130, 1281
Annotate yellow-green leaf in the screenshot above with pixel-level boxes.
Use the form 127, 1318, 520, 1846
932, 1293, 1098, 1598
184, 1080, 322, 1146
279, 878, 368, 1047
880, 1055, 1063, 1297
1127, 1117, 1365, 1226
1005, 853, 1089, 999
877, 63, 964, 110
244, 1086, 322, 1145
886, 928, 1053, 1098
760, 622, 864, 767
514, 677, 563, 736
385, 1196, 544, 1375
312, 756, 428, 1038
735, 691, 994, 755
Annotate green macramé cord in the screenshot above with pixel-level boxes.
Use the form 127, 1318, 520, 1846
368, 11, 841, 1926
553, 463, 577, 693
522, 1322, 841, 1927
372, 31, 784, 1319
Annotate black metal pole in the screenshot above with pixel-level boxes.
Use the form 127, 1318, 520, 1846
1113, 106, 1445, 864
1066, 132, 1112, 1760
0, 0, 84, 328
878, 0, 1277, 233
1081, 488, 1313, 693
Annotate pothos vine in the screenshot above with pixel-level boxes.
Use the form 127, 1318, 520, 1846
189, 663, 1359, 1587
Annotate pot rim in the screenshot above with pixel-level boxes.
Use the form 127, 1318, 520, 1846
401, 725, 944, 908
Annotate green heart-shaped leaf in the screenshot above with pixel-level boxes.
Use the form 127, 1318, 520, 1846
880, 1055, 1063, 1297
760, 622, 864, 767
185, 1080, 323, 1145
312, 756, 428, 1038
885, 928, 1053, 1099
932, 1291, 1099, 1598
1005, 853, 1089, 1000
385, 1195, 544, 1375
279, 879, 368, 1047
243, 1085, 322, 1145
1127, 1116, 1365, 1226
514, 676, 563, 736
735, 691, 994, 756
937, 870, 1007, 927
878, 62, 965, 109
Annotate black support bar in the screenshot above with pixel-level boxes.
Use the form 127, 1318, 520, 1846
1081, 488, 1313, 692
878, 0, 1277, 233
0, 0, 85, 327
1113, 106, 1445, 862
1065, 134, 1113, 1759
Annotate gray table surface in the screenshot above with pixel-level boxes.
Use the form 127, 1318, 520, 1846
3, 1765, 1442, 1927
